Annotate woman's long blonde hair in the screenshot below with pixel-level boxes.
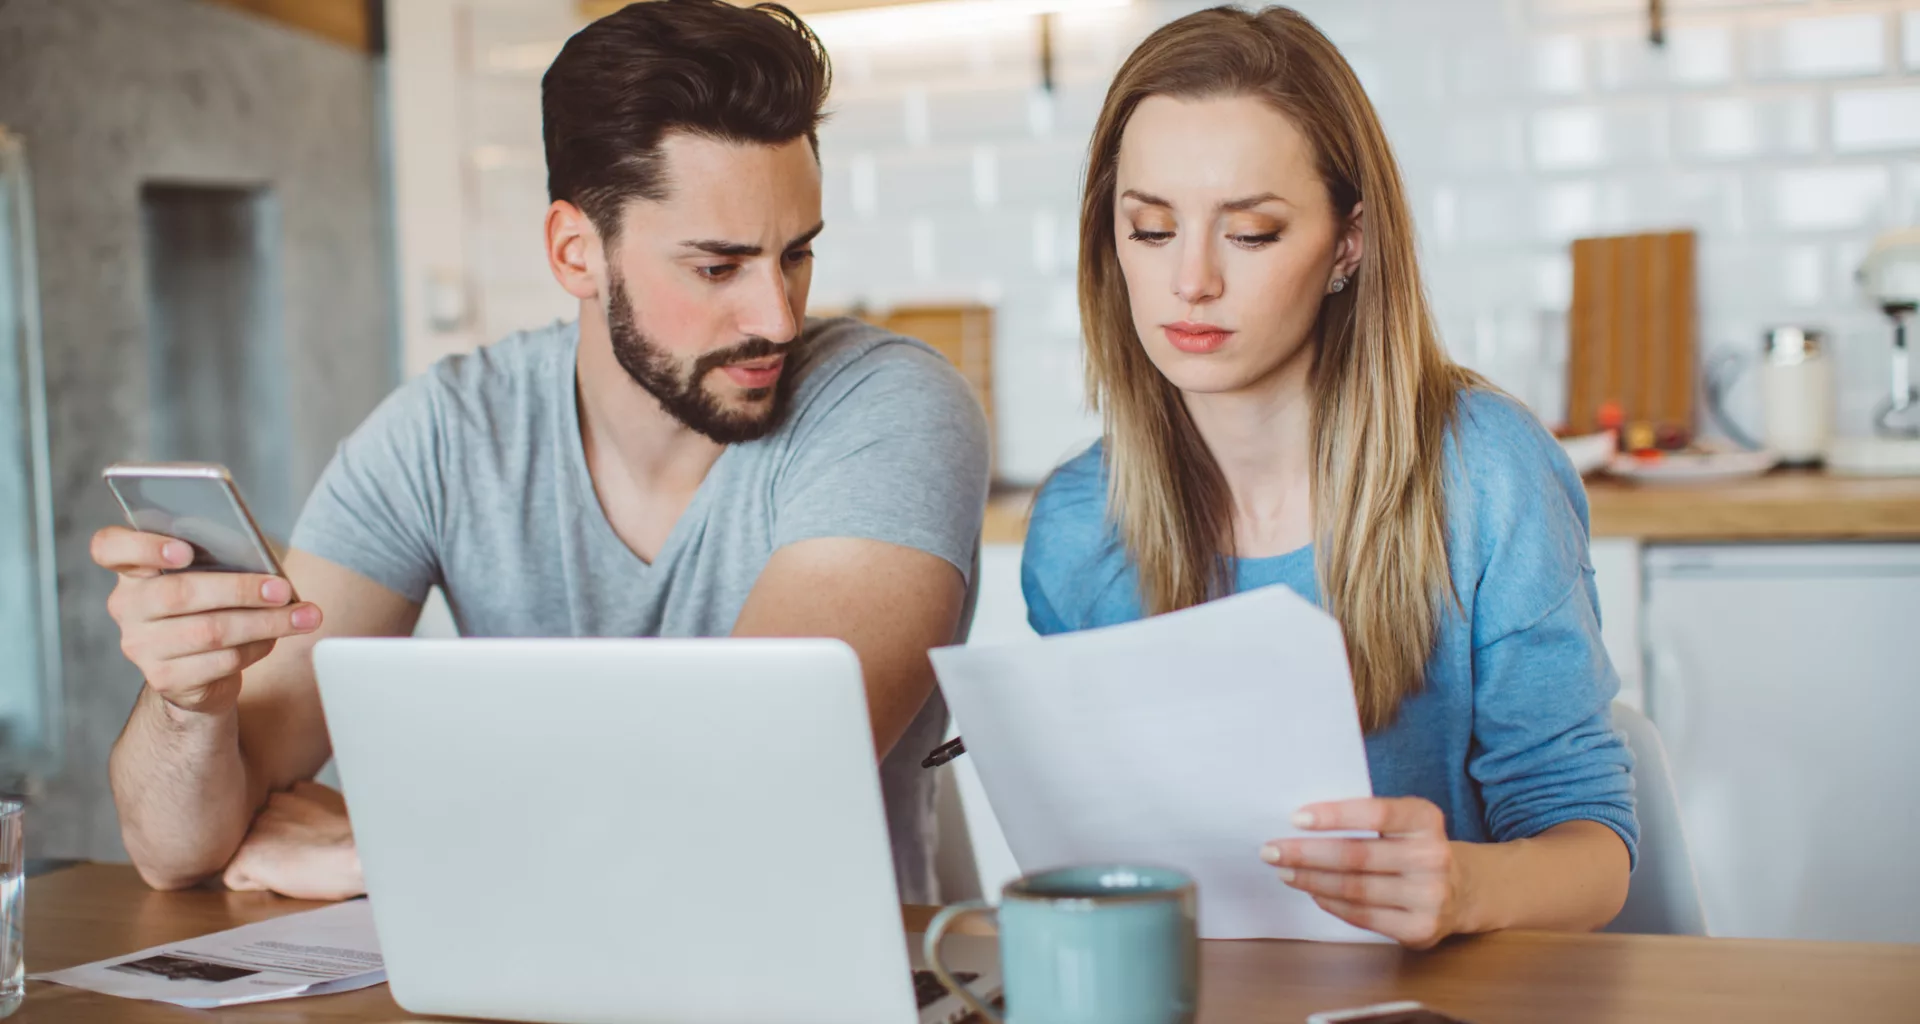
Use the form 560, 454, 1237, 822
1078, 6, 1479, 732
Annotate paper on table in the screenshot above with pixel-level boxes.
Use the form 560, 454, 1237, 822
931, 586, 1385, 942
32, 898, 386, 1007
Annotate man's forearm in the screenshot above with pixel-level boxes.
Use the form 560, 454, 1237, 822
109, 687, 259, 889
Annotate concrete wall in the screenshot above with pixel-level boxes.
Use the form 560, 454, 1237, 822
0, 0, 396, 858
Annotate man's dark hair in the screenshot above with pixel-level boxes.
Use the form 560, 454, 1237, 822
542, 0, 831, 239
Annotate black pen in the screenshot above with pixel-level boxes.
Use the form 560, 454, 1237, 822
921, 736, 965, 769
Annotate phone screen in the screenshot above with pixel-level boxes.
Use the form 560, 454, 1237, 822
105, 468, 281, 576
1325, 1012, 1470, 1024
1312, 1008, 1473, 1024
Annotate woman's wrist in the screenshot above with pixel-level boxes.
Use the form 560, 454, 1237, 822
1445, 839, 1507, 937
1443, 823, 1630, 937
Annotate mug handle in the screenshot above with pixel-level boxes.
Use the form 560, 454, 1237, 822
924, 901, 1001, 1024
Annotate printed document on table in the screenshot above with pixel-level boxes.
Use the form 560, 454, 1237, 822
931, 585, 1385, 942
32, 899, 386, 1007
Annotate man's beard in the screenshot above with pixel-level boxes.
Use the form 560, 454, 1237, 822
605, 275, 797, 445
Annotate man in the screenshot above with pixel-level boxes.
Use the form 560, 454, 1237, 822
93, 0, 988, 905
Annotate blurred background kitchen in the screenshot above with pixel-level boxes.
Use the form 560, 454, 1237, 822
2, 0, 1918, 945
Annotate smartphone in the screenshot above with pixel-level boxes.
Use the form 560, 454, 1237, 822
102, 462, 286, 577
1307, 1003, 1473, 1024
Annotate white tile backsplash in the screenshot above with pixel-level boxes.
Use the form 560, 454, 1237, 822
971, 146, 1000, 209
1437, 182, 1537, 248
1594, 27, 1670, 91
1783, 243, 1828, 306
1900, 162, 1920, 224
441, 0, 1920, 481
1679, 96, 1764, 159
1537, 179, 1607, 239
1529, 0, 1646, 21
1832, 86, 1920, 153
1771, 165, 1894, 231
992, 140, 1086, 208
1535, 251, 1575, 307
821, 93, 910, 150
1674, 94, 1821, 161
1438, 112, 1530, 175
926, 84, 1043, 146
910, 216, 937, 281
1532, 107, 1608, 168
1621, 171, 1748, 234
1452, 42, 1531, 100
1535, 35, 1590, 94
1751, 12, 1888, 80
1666, 23, 1740, 87
903, 88, 931, 148
1532, 102, 1667, 169
872, 148, 977, 217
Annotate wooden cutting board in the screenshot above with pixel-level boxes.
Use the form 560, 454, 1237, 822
1566, 230, 1697, 439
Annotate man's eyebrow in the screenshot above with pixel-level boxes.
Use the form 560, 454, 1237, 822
786, 221, 825, 250
680, 239, 761, 257
677, 221, 826, 258
1119, 189, 1289, 212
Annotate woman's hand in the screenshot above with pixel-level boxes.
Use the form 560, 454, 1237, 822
1261, 797, 1466, 949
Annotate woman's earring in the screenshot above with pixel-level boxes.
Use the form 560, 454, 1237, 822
1328, 276, 1350, 295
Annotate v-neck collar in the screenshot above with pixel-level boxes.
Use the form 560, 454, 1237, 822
558, 326, 732, 571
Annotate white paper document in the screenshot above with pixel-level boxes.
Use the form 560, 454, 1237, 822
33, 898, 386, 1007
931, 586, 1385, 942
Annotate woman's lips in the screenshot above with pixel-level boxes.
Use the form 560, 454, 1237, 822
721, 357, 784, 389
1162, 323, 1233, 354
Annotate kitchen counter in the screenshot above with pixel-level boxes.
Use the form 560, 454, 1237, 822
1584, 470, 1920, 541
982, 470, 1920, 546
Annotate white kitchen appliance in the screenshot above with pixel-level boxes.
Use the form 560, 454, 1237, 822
1644, 544, 1920, 942
1857, 229, 1920, 443
1759, 326, 1833, 465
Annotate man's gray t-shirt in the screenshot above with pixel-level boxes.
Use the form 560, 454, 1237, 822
290, 316, 991, 902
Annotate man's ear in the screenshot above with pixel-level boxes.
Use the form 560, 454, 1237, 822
546, 200, 602, 301
1334, 200, 1365, 281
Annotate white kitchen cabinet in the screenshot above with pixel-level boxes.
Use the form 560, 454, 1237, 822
1589, 538, 1643, 708
1644, 544, 1920, 942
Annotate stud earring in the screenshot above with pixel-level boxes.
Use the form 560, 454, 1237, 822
1328, 276, 1350, 294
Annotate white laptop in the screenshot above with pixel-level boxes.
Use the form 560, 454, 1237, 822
314, 637, 1001, 1024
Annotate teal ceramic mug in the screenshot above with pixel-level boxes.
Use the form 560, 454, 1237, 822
924, 865, 1199, 1024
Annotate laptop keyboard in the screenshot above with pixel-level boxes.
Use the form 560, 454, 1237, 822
913, 969, 978, 1009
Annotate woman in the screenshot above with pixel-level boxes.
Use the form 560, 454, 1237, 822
1022, 6, 1636, 948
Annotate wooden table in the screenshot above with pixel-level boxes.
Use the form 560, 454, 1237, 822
17, 864, 1920, 1023
983, 470, 1920, 545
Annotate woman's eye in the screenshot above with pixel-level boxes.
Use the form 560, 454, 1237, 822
1232, 232, 1281, 248
697, 264, 739, 281
1128, 230, 1173, 244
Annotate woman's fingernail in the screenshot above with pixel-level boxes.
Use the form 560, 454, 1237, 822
291, 606, 320, 631
1275, 867, 1295, 883
1260, 844, 1282, 864
261, 578, 289, 603
164, 541, 191, 566
1292, 810, 1316, 829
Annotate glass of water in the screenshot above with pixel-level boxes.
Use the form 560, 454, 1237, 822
0, 799, 20, 1017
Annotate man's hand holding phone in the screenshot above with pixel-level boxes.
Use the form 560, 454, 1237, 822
93, 526, 323, 717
